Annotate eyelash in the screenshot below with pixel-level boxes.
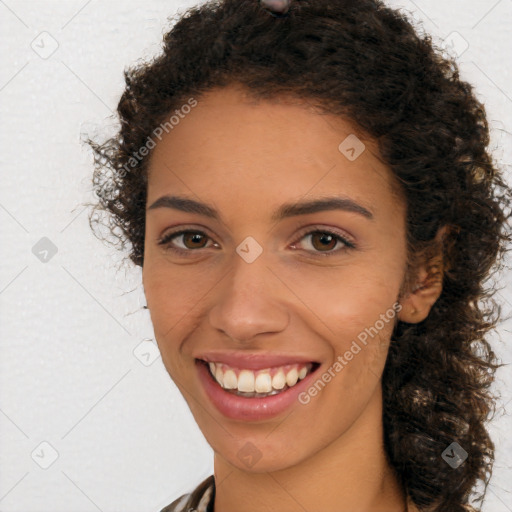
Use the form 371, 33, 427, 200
157, 225, 356, 258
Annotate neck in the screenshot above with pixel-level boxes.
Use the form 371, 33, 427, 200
213, 384, 412, 512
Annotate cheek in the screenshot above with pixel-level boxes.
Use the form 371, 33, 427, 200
143, 240, 227, 368
277, 259, 402, 340
142, 256, 224, 356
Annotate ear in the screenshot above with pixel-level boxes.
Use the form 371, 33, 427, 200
398, 225, 449, 324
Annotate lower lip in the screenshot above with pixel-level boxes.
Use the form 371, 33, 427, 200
196, 360, 320, 422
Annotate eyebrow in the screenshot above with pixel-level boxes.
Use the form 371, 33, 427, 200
147, 195, 374, 221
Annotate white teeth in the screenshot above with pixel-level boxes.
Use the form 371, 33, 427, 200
286, 368, 298, 387
215, 366, 224, 387
238, 370, 255, 392
207, 361, 314, 396
223, 369, 237, 389
255, 372, 272, 393
272, 370, 286, 390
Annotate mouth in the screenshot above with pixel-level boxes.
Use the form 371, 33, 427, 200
193, 355, 323, 421
199, 359, 321, 398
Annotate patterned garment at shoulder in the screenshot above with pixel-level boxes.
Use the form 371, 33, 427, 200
160, 475, 215, 512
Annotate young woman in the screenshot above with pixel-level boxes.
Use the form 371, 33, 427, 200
88, 0, 511, 510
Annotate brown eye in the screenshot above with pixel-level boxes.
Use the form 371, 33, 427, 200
181, 232, 208, 249
310, 232, 338, 252
158, 230, 216, 254
290, 227, 356, 256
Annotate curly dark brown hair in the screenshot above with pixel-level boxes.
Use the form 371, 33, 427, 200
87, 0, 512, 510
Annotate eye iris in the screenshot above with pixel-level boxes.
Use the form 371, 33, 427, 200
311, 232, 337, 251
183, 232, 207, 249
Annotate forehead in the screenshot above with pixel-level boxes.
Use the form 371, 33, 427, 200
146, 85, 404, 219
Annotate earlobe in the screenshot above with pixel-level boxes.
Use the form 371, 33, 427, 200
398, 226, 448, 324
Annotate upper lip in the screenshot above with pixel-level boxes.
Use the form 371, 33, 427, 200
194, 350, 319, 370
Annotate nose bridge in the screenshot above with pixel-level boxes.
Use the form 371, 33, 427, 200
208, 245, 289, 342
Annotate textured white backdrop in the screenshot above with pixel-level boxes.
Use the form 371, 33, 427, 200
0, 1, 511, 511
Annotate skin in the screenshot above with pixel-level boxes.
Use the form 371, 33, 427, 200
143, 84, 443, 512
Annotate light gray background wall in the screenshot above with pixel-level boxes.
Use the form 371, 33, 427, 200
1, 1, 511, 511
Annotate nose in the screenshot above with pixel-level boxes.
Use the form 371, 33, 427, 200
208, 250, 289, 343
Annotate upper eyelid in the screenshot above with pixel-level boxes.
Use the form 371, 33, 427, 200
157, 224, 218, 243
292, 224, 355, 246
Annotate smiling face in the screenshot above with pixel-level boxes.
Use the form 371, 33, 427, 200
142, 84, 411, 473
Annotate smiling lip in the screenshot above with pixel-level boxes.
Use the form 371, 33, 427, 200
195, 353, 321, 421
194, 350, 319, 370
